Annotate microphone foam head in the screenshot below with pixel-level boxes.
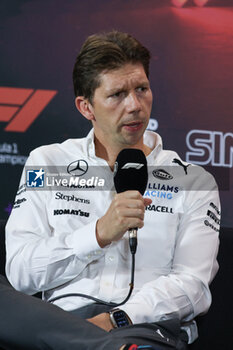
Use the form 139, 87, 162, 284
114, 148, 148, 195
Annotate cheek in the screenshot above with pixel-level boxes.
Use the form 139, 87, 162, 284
147, 90, 153, 103
145, 94, 153, 111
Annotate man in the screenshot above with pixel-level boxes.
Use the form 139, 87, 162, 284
5, 31, 220, 349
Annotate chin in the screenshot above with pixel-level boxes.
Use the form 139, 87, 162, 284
123, 135, 144, 147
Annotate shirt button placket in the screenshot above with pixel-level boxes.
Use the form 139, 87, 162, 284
98, 246, 118, 300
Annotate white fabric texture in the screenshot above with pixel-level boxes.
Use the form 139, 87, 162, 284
6, 129, 220, 343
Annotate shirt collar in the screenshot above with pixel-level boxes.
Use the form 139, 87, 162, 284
84, 128, 163, 164
143, 130, 163, 165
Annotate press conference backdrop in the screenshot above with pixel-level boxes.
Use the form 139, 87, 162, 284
0, 0, 232, 228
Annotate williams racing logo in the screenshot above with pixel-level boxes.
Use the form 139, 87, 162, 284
146, 168, 178, 200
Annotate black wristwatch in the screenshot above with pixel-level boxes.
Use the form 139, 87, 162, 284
109, 308, 132, 328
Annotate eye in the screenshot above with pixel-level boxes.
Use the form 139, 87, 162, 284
112, 91, 122, 97
109, 91, 125, 99
136, 86, 148, 93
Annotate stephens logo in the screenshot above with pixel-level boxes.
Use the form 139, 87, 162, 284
152, 169, 173, 180
55, 192, 90, 204
67, 160, 88, 176
0, 87, 57, 132
26, 169, 45, 187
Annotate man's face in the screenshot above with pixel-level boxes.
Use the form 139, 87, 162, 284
89, 63, 153, 151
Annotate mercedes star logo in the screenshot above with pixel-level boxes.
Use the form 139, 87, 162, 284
67, 160, 88, 176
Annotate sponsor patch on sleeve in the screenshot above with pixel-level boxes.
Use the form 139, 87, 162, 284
204, 202, 221, 232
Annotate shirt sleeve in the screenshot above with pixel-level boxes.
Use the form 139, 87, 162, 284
5, 150, 105, 295
120, 169, 220, 327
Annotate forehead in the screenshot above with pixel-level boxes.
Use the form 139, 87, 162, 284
97, 63, 149, 91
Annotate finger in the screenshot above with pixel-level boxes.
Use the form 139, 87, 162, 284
143, 197, 152, 206
120, 199, 145, 210
113, 196, 145, 210
125, 217, 144, 229
115, 190, 143, 200
116, 207, 145, 220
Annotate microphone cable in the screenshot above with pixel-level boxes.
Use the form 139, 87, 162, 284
49, 147, 146, 307
48, 238, 136, 307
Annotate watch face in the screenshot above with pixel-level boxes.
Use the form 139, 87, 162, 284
113, 310, 130, 327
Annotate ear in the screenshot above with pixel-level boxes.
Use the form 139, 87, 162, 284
75, 96, 96, 121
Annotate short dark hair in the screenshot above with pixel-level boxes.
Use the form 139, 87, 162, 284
72, 31, 151, 103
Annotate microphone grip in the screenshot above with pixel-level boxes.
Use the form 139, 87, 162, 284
129, 228, 138, 255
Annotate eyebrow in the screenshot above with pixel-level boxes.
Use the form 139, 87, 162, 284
106, 81, 150, 95
106, 87, 125, 95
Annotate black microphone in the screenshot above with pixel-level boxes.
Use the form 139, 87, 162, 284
113, 149, 148, 254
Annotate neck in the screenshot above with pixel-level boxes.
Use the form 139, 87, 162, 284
94, 136, 151, 169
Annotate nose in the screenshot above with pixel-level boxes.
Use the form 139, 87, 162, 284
125, 92, 141, 113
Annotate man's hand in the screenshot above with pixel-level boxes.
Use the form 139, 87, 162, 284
87, 314, 127, 349
87, 312, 113, 332
96, 190, 152, 247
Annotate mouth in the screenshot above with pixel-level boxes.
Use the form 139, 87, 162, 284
122, 121, 143, 132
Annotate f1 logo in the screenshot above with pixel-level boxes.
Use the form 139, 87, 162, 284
121, 163, 144, 170
0, 87, 57, 132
